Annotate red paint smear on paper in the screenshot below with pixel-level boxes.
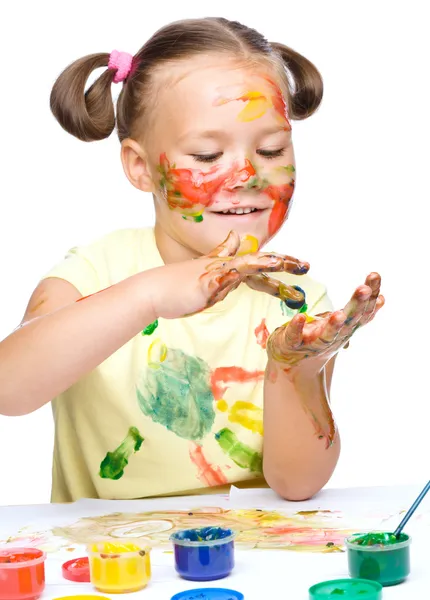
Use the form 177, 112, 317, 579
265, 525, 347, 546
211, 366, 265, 401
189, 443, 228, 486
254, 318, 270, 349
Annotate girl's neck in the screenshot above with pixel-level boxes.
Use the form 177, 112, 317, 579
154, 222, 201, 265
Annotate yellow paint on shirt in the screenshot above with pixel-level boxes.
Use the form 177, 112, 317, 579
147, 339, 167, 368
217, 399, 229, 412
228, 401, 264, 435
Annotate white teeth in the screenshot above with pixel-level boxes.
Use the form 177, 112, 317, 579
218, 207, 258, 215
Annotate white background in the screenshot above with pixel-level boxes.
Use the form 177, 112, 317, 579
0, 0, 428, 505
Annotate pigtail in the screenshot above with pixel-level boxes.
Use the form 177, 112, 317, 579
50, 53, 116, 142
270, 42, 323, 120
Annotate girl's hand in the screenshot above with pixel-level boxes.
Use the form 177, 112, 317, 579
267, 273, 385, 370
149, 231, 310, 319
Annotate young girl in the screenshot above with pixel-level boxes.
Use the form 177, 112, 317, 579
0, 17, 383, 503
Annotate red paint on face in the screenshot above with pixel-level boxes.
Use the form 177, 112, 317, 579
189, 443, 228, 487
159, 153, 256, 212
254, 318, 270, 349
211, 366, 265, 401
260, 75, 292, 129
265, 181, 295, 238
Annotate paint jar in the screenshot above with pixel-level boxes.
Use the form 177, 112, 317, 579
170, 526, 236, 581
86, 541, 151, 593
345, 532, 411, 586
0, 547, 46, 600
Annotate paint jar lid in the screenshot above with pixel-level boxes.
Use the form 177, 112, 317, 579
309, 578, 383, 599
61, 557, 90, 582
171, 588, 244, 600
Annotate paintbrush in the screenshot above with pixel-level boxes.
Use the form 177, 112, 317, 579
393, 480, 430, 538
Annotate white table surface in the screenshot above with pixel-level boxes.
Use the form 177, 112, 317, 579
0, 485, 429, 599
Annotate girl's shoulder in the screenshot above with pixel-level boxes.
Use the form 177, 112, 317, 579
42, 227, 160, 295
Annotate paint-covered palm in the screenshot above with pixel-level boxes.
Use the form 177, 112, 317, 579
267, 273, 385, 370
149, 231, 310, 320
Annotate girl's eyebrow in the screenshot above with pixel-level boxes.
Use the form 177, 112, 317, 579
178, 125, 288, 143
178, 129, 227, 142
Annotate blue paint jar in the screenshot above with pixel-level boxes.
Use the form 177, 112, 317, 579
170, 526, 236, 581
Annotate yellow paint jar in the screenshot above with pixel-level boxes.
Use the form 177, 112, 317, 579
87, 542, 151, 594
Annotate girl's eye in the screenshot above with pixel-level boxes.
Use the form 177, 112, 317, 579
190, 152, 223, 163
257, 148, 285, 159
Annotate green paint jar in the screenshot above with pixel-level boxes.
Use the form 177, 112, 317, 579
345, 532, 411, 586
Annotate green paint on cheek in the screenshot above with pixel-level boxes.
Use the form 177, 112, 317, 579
283, 164, 296, 174
136, 347, 215, 440
182, 214, 204, 222
142, 319, 159, 336
99, 426, 144, 480
215, 428, 262, 473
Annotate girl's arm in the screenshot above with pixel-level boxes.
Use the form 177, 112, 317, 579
263, 356, 340, 501
0, 231, 308, 416
262, 273, 384, 501
0, 273, 158, 416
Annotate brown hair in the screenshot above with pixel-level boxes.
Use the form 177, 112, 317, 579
50, 17, 323, 143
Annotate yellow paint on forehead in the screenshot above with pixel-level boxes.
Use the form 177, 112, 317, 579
213, 78, 290, 126
214, 89, 272, 122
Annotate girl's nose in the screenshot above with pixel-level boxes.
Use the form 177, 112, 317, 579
223, 159, 258, 191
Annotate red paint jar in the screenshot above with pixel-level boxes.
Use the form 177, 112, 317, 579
0, 548, 46, 600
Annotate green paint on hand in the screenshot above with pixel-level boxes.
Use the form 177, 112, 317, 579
142, 319, 159, 336
136, 347, 215, 440
215, 428, 262, 473
299, 303, 308, 313
99, 426, 144, 480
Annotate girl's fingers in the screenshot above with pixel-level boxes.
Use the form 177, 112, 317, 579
278, 314, 306, 351
306, 311, 346, 349
245, 273, 306, 308
206, 230, 240, 257
231, 252, 310, 276
342, 284, 372, 329
204, 270, 241, 304
361, 272, 381, 318
362, 293, 385, 326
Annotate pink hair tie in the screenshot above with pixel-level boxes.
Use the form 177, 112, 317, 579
108, 50, 133, 83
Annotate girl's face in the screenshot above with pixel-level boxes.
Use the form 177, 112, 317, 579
139, 56, 295, 257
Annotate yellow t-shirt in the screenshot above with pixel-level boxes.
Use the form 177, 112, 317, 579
43, 228, 333, 502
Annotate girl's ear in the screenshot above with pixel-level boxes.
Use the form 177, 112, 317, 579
121, 138, 156, 193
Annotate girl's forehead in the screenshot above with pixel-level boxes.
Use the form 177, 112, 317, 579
157, 57, 283, 105
146, 57, 288, 141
